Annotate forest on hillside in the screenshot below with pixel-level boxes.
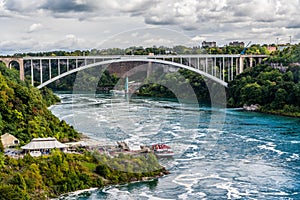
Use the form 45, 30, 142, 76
0, 63, 80, 144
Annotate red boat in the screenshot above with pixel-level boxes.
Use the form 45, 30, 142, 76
151, 144, 174, 158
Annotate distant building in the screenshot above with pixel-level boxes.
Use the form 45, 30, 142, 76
267, 46, 277, 53
229, 41, 245, 47
1, 133, 19, 148
202, 41, 217, 48
21, 137, 67, 156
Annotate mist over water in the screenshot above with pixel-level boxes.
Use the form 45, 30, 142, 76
51, 93, 300, 200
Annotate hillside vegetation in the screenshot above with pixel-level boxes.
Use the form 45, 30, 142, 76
0, 150, 165, 199
0, 63, 79, 144
227, 64, 300, 117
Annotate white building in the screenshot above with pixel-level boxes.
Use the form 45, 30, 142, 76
21, 137, 67, 156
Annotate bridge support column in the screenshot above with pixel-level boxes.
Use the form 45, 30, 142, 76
49, 60, 52, 80
249, 57, 253, 68
239, 56, 245, 74
213, 57, 216, 76
230, 57, 234, 81
31, 60, 34, 86
19, 61, 24, 81
67, 59, 69, 71
236, 58, 239, 75
147, 61, 152, 78
222, 57, 225, 81
58, 59, 61, 75
205, 57, 208, 73
40, 59, 43, 84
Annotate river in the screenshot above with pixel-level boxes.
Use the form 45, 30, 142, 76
50, 93, 300, 200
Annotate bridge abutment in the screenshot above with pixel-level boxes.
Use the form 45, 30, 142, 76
0, 57, 24, 81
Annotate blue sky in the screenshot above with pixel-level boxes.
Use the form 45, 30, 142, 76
0, 0, 299, 54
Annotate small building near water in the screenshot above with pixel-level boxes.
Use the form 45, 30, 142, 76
1, 133, 20, 148
21, 137, 67, 157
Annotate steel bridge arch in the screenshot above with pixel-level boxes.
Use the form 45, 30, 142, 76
37, 58, 228, 89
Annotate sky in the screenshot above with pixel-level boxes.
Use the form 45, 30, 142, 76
0, 0, 300, 55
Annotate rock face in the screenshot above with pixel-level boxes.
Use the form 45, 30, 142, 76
243, 104, 260, 111
107, 61, 148, 78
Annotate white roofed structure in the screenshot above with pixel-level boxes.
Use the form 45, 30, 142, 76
21, 137, 67, 154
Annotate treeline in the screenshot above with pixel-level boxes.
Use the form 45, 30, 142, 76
268, 43, 300, 65
203, 44, 272, 55
12, 43, 272, 58
0, 149, 166, 199
0, 63, 79, 144
227, 64, 300, 117
13, 45, 203, 57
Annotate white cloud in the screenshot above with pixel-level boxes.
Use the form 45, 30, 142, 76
192, 36, 206, 42
53, 34, 87, 49
28, 23, 43, 33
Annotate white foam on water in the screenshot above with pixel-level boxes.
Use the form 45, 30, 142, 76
260, 190, 290, 197
57, 188, 98, 199
185, 152, 198, 158
178, 191, 207, 200
175, 156, 205, 162
290, 153, 299, 159
258, 142, 285, 155
215, 182, 242, 199
173, 173, 224, 200
139, 192, 173, 200
186, 145, 199, 150
102, 187, 132, 200
173, 174, 197, 200
245, 138, 261, 143
165, 130, 179, 138
291, 141, 300, 144
286, 153, 299, 162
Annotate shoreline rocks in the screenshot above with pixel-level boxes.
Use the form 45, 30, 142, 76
243, 104, 260, 111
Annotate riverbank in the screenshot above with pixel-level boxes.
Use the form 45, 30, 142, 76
259, 108, 300, 118
242, 104, 300, 118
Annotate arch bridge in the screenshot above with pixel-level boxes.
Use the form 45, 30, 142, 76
0, 54, 268, 88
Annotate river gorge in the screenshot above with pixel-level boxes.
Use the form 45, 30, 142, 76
50, 93, 300, 200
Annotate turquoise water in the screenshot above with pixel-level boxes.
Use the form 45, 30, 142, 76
50, 93, 300, 200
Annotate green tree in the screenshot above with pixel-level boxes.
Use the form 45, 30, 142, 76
0, 153, 5, 168
0, 137, 4, 153
240, 82, 263, 105
272, 88, 288, 109
95, 164, 111, 179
